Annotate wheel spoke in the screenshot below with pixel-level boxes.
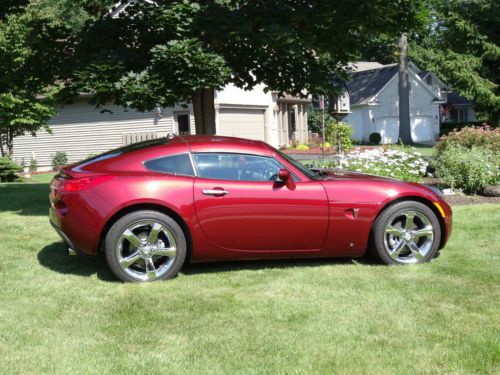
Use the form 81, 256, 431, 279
147, 223, 163, 245
413, 226, 433, 238
155, 247, 176, 258
390, 240, 406, 260
408, 241, 424, 260
404, 211, 415, 230
145, 258, 157, 279
386, 225, 402, 237
122, 229, 142, 248
119, 250, 142, 269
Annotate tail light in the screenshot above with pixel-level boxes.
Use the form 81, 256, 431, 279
53, 175, 115, 192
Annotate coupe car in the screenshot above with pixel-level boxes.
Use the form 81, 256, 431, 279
49, 135, 452, 282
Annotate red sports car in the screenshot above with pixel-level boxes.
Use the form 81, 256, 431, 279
49, 135, 452, 282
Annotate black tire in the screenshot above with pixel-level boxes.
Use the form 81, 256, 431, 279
105, 210, 187, 282
370, 201, 441, 265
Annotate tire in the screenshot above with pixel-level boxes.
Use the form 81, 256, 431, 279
105, 210, 187, 282
370, 201, 441, 265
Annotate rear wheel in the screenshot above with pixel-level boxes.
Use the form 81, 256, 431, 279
370, 201, 441, 265
105, 210, 186, 282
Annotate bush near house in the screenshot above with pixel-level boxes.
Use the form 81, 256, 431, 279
435, 125, 499, 155
369, 132, 382, 145
325, 122, 352, 153
0, 157, 22, 182
52, 151, 68, 170
436, 145, 499, 194
435, 126, 500, 194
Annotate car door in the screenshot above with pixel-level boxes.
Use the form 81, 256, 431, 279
192, 153, 329, 252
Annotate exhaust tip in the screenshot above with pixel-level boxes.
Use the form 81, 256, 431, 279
68, 247, 77, 256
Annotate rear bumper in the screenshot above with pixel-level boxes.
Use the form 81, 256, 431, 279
50, 216, 80, 255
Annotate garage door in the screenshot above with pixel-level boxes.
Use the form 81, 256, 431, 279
411, 116, 434, 142
218, 108, 266, 141
375, 117, 399, 144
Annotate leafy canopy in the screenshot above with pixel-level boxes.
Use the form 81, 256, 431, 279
410, 0, 500, 124
71, 0, 424, 111
0, 0, 113, 156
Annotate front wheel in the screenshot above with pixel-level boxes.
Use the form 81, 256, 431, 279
105, 210, 187, 282
370, 201, 441, 265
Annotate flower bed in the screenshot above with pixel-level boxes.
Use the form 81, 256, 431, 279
329, 148, 428, 183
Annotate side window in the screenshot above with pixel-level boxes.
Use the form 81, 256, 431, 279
192, 153, 283, 182
144, 154, 194, 176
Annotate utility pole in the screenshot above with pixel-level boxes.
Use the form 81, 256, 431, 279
398, 33, 412, 144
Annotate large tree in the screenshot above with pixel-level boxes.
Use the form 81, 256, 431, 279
69, 0, 424, 134
0, 0, 115, 157
411, 0, 500, 124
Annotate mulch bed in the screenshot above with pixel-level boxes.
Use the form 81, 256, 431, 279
444, 195, 500, 206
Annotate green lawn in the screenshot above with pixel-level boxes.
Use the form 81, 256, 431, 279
0, 182, 499, 374
387, 143, 435, 157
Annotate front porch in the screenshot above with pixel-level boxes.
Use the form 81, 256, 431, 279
276, 95, 310, 146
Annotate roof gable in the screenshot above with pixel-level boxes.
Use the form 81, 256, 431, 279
346, 64, 398, 105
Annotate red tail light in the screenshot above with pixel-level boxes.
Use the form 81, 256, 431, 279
57, 175, 115, 192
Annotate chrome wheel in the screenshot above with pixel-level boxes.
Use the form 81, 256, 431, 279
116, 220, 177, 281
383, 209, 435, 264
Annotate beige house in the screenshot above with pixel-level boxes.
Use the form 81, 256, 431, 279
12, 85, 310, 171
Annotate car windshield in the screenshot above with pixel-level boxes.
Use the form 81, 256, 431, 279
274, 148, 319, 180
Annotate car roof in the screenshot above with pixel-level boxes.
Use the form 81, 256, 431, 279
179, 135, 272, 156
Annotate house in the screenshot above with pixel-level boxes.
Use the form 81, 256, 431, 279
343, 62, 445, 144
12, 84, 310, 171
417, 71, 477, 123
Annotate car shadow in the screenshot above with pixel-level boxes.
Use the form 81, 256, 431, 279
37, 242, 116, 282
181, 255, 380, 275
38, 242, 381, 282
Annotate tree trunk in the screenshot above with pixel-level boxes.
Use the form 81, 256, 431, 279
398, 33, 412, 144
192, 88, 216, 135
0, 132, 5, 157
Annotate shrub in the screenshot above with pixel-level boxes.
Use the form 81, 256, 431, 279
436, 145, 499, 194
0, 157, 22, 182
52, 151, 68, 170
29, 158, 38, 173
307, 108, 336, 134
435, 125, 499, 156
326, 122, 352, 153
295, 144, 310, 151
369, 132, 382, 145
331, 148, 428, 182
439, 121, 488, 136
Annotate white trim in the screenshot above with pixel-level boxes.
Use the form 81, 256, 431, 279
218, 103, 269, 110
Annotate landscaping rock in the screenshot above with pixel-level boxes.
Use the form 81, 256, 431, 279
482, 185, 500, 197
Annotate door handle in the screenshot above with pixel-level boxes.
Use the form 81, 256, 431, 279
202, 189, 229, 196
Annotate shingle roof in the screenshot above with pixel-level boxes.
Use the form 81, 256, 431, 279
346, 64, 398, 105
447, 92, 472, 106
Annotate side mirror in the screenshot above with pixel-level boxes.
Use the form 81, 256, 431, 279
276, 168, 296, 190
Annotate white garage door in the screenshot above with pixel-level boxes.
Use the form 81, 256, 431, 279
375, 117, 399, 144
218, 108, 266, 141
411, 116, 434, 142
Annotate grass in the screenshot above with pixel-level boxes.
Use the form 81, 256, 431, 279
0, 182, 499, 374
387, 143, 435, 157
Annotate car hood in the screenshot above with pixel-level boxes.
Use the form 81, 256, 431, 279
313, 169, 401, 183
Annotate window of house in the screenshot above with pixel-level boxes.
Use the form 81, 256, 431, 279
192, 153, 284, 182
144, 154, 195, 176
176, 114, 190, 135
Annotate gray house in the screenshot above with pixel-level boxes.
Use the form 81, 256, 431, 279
343, 62, 445, 144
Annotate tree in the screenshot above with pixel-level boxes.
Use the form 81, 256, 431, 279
410, 0, 500, 124
398, 33, 412, 143
69, 0, 424, 134
0, 0, 114, 157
